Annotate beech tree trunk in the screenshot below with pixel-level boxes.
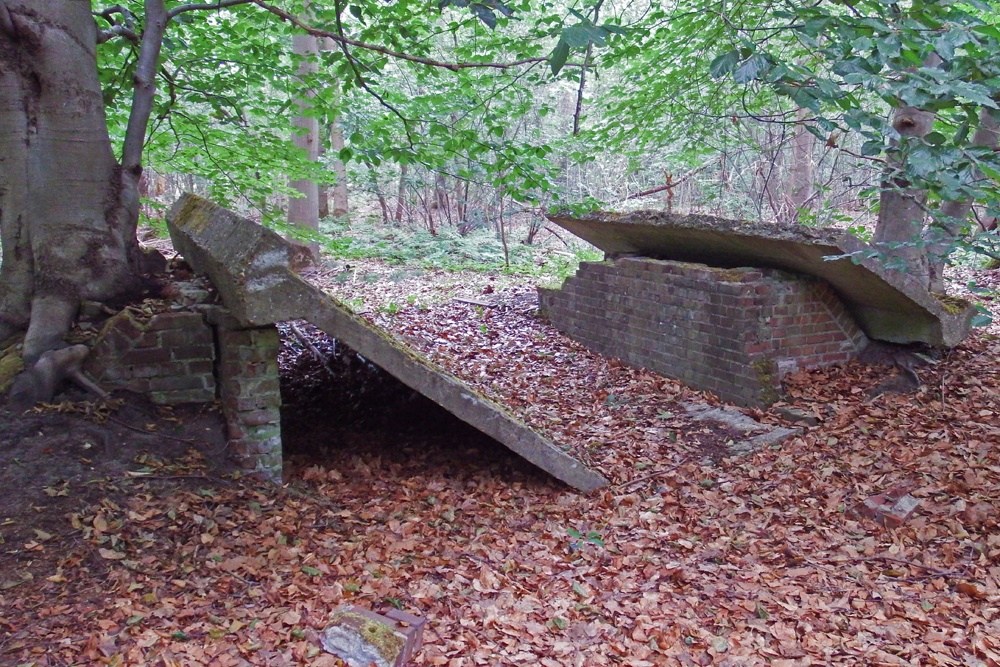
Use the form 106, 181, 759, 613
926, 107, 1000, 291
0, 2, 140, 365
781, 107, 815, 224
873, 105, 936, 286
287, 11, 321, 261
328, 119, 350, 217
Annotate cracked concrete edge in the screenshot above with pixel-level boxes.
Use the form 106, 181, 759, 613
684, 402, 801, 456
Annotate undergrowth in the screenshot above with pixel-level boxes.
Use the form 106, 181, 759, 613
316, 216, 601, 282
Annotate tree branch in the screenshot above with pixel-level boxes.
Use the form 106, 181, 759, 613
98, 24, 139, 45
252, 0, 563, 72
167, 0, 257, 19
329, 0, 415, 144
121, 0, 168, 173
624, 164, 709, 200
572, 0, 604, 136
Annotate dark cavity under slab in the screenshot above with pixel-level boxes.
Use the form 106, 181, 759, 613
547, 210, 974, 347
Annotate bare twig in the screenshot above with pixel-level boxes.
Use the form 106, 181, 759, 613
624, 164, 710, 200
619, 457, 690, 489
288, 321, 326, 364
106, 415, 197, 445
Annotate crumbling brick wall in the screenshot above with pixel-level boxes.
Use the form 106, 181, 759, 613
538, 258, 868, 406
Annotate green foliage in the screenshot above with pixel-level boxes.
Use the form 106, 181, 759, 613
566, 527, 604, 549
708, 0, 1000, 258
318, 215, 598, 280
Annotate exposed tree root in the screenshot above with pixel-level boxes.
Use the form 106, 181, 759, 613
8, 344, 108, 412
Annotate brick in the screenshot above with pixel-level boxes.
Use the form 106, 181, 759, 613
172, 343, 215, 361
239, 408, 280, 427
149, 374, 212, 392
120, 346, 173, 365
851, 487, 919, 528
149, 312, 204, 331
184, 360, 215, 375
150, 387, 216, 405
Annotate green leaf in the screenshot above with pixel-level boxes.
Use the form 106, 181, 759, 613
562, 24, 600, 48
734, 53, 769, 83
550, 39, 570, 76
861, 140, 884, 156
709, 50, 740, 79
925, 131, 946, 145
301, 565, 322, 577
971, 311, 993, 328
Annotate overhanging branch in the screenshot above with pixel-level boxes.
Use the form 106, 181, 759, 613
252, 0, 569, 73
167, 0, 258, 19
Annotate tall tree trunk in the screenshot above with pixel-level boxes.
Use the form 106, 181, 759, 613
782, 107, 815, 223
0, 1, 142, 367
394, 163, 408, 224
287, 10, 320, 262
329, 119, 350, 217
873, 105, 936, 285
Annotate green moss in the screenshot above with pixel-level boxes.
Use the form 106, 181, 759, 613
712, 267, 752, 282
751, 359, 781, 406
933, 294, 971, 315
0, 340, 24, 394
334, 611, 404, 660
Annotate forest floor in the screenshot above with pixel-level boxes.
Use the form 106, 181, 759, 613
0, 254, 999, 666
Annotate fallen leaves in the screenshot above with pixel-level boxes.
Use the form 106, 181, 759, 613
3, 263, 1000, 666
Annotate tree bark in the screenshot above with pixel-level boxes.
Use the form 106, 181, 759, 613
287, 7, 321, 262
394, 163, 408, 224
782, 107, 815, 223
329, 119, 350, 217
872, 105, 936, 286
0, 1, 140, 365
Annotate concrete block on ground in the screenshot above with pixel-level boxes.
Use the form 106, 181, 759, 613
320, 606, 425, 667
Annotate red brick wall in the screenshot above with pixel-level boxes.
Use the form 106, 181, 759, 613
86, 310, 216, 404
86, 304, 284, 482
538, 258, 867, 406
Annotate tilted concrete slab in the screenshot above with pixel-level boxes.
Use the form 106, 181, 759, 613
168, 194, 607, 492
547, 211, 974, 347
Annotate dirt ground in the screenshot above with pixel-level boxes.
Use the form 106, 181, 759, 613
0, 321, 528, 594
0, 392, 232, 586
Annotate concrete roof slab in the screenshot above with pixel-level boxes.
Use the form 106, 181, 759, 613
167, 194, 608, 492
